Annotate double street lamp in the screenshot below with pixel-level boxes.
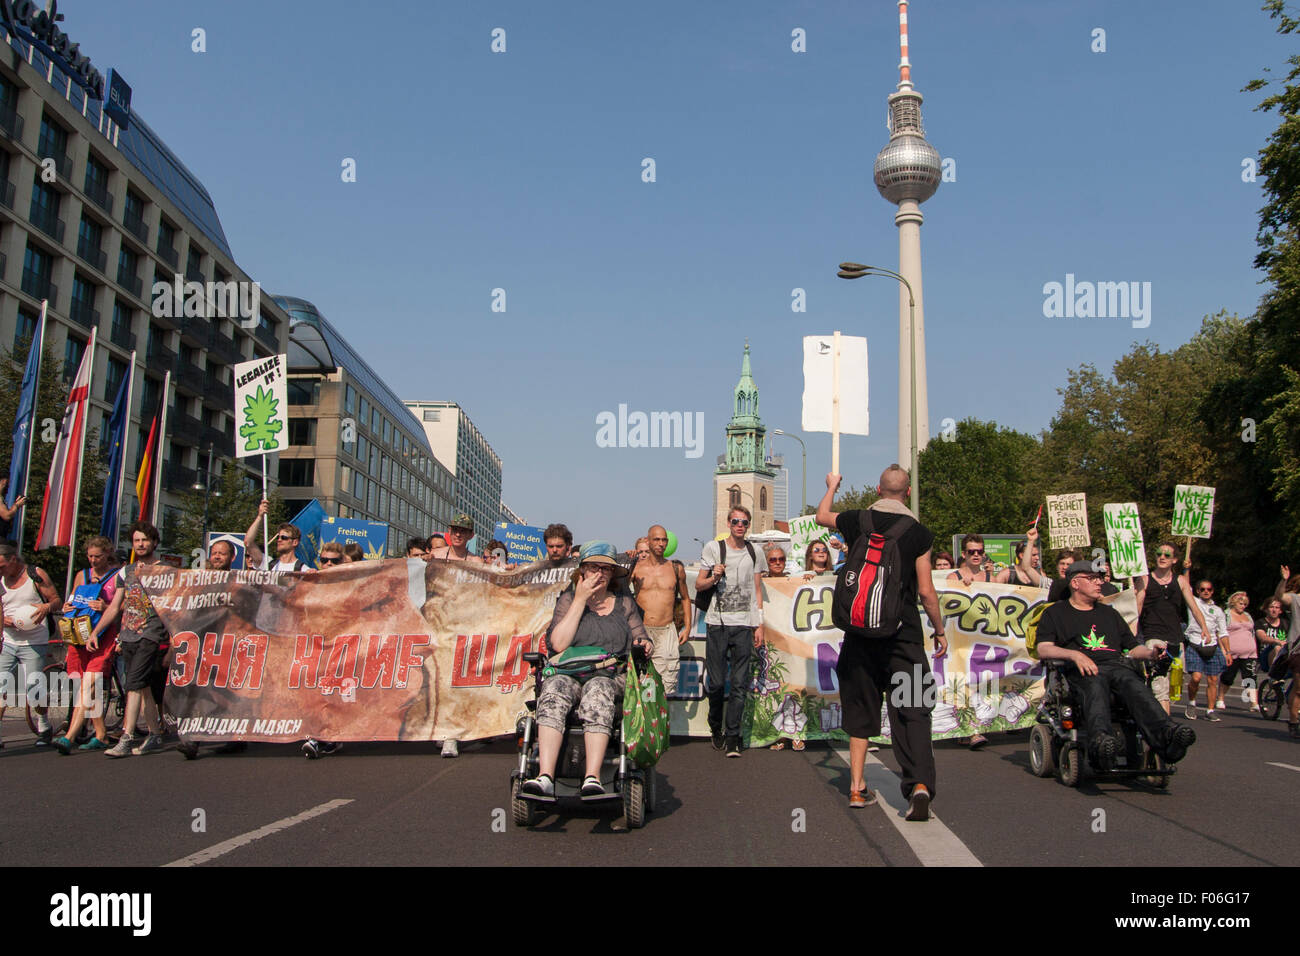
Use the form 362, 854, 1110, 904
192, 445, 222, 557
771, 429, 807, 518
836, 262, 919, 517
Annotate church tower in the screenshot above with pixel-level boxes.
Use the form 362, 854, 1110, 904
713, 342, 776, 537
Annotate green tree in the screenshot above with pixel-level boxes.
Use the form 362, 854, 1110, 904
167, 459, 286, 565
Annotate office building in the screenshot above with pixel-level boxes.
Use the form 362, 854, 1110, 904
405, 401, 501, 551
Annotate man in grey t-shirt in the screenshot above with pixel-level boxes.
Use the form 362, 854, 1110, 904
695, 505, 765, 757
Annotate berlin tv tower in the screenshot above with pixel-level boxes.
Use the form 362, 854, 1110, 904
873, 0, 941, 466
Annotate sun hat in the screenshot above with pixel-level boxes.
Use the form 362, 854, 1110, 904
574, 540, 629, 579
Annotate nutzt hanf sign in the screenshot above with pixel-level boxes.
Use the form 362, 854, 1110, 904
1045, 493, 1090, 549
1171, 485, 1215, 538
1102, 503, 1147, 578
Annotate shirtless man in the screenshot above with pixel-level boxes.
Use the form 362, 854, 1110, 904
426, 513, 475, 756
947, 534, 993, 586
630, 525, 691, 696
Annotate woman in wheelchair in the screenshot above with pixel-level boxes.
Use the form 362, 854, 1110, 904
522, 541, 652, 799
1036, 561, 1196, 771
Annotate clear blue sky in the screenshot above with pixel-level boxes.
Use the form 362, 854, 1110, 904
61, 0, 1290, 553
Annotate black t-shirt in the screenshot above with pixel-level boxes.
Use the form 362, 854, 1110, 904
1137, 572, 1186, 648
835, 508, 934, 638
1038, 600, 1140, 665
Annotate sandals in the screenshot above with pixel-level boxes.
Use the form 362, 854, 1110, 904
521, 774, 554, 797
580, 775, 605, 797
769, 739, 807, 752
768, 741, 786, 751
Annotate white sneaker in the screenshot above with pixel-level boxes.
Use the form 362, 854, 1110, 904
1216, 700, 1226, 710
441, 739, 459, 758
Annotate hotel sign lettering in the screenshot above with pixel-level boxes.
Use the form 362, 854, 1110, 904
0, 0, 106, 100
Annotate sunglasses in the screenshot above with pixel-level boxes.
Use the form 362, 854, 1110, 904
1157, 550, 1175, 557
966, 549, 984, 556
277, 534, 298, 541
1197, 587, 1214, 593
768, 557, 786, 564
320, 556, 343, 565
730, 518, 750, 526
448, 527, 471, 535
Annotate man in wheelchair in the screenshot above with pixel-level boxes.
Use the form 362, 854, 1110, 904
1036, 561, 1197, 771
521, 541, 652, 799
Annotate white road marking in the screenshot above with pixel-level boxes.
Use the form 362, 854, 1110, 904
163, 799, 355, 867
831, 746, 982, 867
1266, 762, 1300, 773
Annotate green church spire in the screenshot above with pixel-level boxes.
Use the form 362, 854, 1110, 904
717, 341, 775, 476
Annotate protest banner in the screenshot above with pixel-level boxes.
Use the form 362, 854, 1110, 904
495, 522, 546, 565
1102, 503, 1147, 578
320, 516, 388, 558
1045, 493, 1090, 549
144, 559, 574, 742
1171, 485, 1215, 538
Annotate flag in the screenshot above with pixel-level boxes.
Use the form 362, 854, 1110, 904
135, 392, 164, 524
99, 367, 132, 543
5, 304, 44, 517
290, 500, 327, 568
801, 334, 869, 435
34, 340, 93, 549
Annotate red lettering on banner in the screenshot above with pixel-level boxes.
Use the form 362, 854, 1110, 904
289, 634, 325, 689
452, 634, 498, 687
196, 632, 234, 687
395, 635, 430, 688
496, 633, 533, 693
170, 631, 199, 686
361, 635, 400, 689
231, 634, 267, 690
320, 634, 361, 693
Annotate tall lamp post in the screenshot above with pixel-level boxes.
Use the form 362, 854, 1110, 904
771, 429, 807, 517
836, 262, 919, 518
191, 446, 222, 561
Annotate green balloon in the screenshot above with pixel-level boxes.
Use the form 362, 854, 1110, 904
664, 531, 678, 558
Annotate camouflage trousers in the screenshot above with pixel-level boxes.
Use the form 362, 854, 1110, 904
536, 673, 626, 736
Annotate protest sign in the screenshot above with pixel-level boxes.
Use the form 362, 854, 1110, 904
320, 516, 389, 558
1171, 485, 1215, 538
1045, 493, 1090, 549
1102, 503, 1147, 578
801, 334, 868, 436
233, 355, 288, 459
787, 515, 830, 571
495, 522, 546, 565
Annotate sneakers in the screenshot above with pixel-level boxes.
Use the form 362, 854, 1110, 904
710, 728, 725, 751
968, 733, 988, 750
521, 774, 554, 797
849, 788, 877, 809
177, 741, 200, 760
906, 784, 931, 822
319, 741, 341, 756
1093, 734, 1119, 772
580, 775, 605, 797
1205, 710, 1221, 722
1183, 705, 1197, 720
724, 736, 742, 758
302, 738, 321, 759
34, 727, 53, 747
78, 737, 109, 752
441, 739, 459, 758
1164, 725, 1196, 763
105, 734, 136, 758
132, 733, 165, 755
1216, 699, 1226, 710
53, 735, 73, 755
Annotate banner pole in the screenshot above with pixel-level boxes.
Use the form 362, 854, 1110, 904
151, 370, 171, 530
831, 330, 841, 475
15, 301, 47, 553
261, 454, 269, 570
112, 350, 137, 548
63, 328, 97, 595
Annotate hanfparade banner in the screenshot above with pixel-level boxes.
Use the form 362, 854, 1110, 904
141, 554, 1143, 746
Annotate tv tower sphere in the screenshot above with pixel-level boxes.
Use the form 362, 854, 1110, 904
873, 116, 941, 204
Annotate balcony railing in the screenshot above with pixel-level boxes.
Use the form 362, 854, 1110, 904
109, 323, 135, 351
68, 299, 99, 330
254, 322, 278, 347
29, 203, 64, 243
145, 343, 175, 369
156, 241, 178, 269
76, 236, 107, 273
83, 178, 113, 215
0, 179, 14, 209
170, 410, 203, 442
207, 326, 240, 362
0, 105, 22, 142
204, 378, 234, 409
185, 265, 203, 285
174, 361, 206, 395
20, 268, 55, 305
116, 268, 142, 300
163, 462, 198, 492
122, 209, 147, 243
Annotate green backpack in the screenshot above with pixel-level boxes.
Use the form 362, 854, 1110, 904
622, 655, 669, 767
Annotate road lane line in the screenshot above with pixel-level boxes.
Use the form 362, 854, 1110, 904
830, 746, 982, 867
163, 798, 355, 867
1266, 762, 1300, 773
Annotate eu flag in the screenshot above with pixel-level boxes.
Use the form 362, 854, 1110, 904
5, 306, 44, 534
99, 370, 131, 543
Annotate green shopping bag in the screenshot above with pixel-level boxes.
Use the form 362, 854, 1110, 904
622, 654, 670, 767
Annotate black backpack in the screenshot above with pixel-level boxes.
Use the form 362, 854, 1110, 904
694, 540, 757, 614
831, 511, 914, 637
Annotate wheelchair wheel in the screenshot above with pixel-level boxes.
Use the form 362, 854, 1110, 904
1138, 746, 1170, 790
1029, 724, 1057, 777
510, 779, 539, 827
1258, 679, 1282, 721
623, 776, 646, 829
1057, 744, 1081, 787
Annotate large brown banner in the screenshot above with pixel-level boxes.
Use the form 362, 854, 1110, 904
143, 559, 574, 742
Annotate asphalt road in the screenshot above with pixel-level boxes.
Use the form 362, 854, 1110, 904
4, 692, 1296, 868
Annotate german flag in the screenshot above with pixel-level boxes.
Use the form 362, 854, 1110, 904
135, 396, 163, 523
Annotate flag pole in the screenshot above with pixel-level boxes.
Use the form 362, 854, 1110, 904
150, 370, 170, 529
261, 454, 269, 569
112, 350, 137, 548
63, 328, 97, 595
831, 330, 841, 475
15, 301, 47, 553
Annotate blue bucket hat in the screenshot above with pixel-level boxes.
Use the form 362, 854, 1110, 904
576, 540, 629, 578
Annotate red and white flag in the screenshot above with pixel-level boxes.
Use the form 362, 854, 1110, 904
35, 343, 94, 550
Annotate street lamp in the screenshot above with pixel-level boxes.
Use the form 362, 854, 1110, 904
837, 262, 919, 517
192, 445, 222, 561
771, 429, 807, 517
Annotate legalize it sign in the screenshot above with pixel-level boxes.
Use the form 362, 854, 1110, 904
233, 355, 287, 458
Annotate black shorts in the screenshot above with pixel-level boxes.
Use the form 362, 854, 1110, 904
119, 638, 167, 693
1220, 657, 1257, 687
834, 631, 929, 738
